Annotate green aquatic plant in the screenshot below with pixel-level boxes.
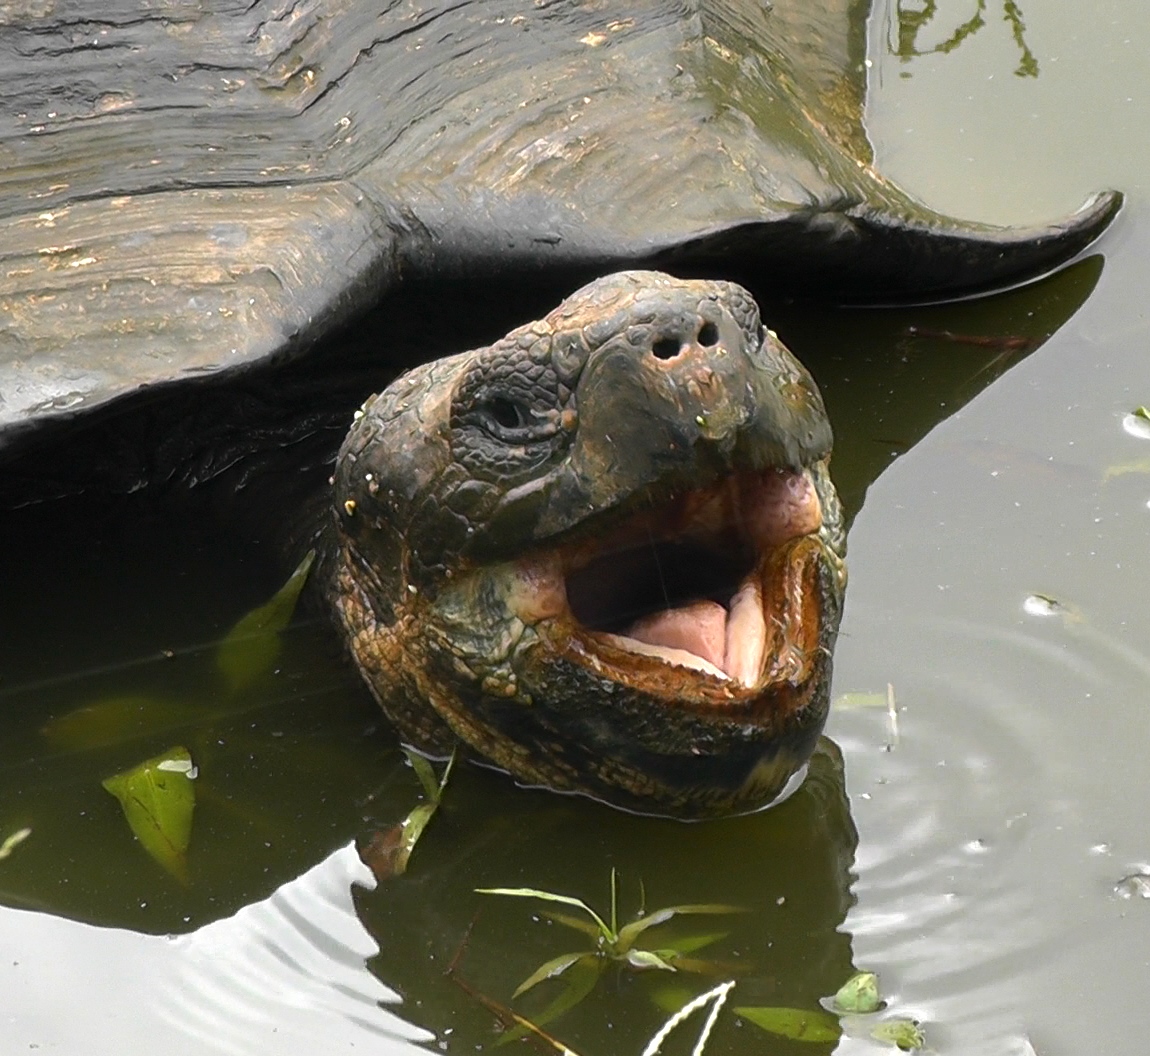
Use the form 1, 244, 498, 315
831, 971, 884, 1014
216, 549, 316, 692
476, 871, 745, 1033
358, 749, 455, 880
736, 970, 927, 1049
102, 746, 197, 884
872, 1018, 927, 1051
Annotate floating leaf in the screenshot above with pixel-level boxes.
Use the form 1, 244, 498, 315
42, 695, 205, 752
833, 971, 883, 1014
476, 887, 613, 942
216, 550, 315, 692
0, 828, 31, 861
736, 1006, 841, 1043
102, 746, 196, 884
615, 903, 744, 950
872, 1018, 926, 1050
514, 952, 595, 998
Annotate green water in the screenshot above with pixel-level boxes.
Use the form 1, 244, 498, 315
4, 1, 1150, 1053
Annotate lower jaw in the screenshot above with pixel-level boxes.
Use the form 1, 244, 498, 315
459, 536, 840, 818
457, 644, 835, 818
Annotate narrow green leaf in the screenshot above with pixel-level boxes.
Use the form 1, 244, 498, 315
42, 695, 205, 752
833, 971, 883, 1014
736, 1006, 841, 1043
476, 888, 613, 942
616, 904, 744, 949
360, 750, 454, 880
513, 952, 591, 997
0, 828, 31, 861
651, 932, 729, 956
404, 748, 441, 803
398, 803, 436, 867
102, 746, 196, 884
542, 909, 604, 940
216, 550, 315, 692
625, 949, 676, 972
872, 1019, 926, 1051
501, 955, 603, 1044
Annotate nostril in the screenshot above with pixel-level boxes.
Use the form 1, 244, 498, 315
697, 321, 719, 347
651, 337, 682, 360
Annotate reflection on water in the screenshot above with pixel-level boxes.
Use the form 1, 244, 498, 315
0, 843, 431, 1055
889, 0, 1038, 78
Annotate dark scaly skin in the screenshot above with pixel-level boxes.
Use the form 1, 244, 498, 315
329, 272, 845, 818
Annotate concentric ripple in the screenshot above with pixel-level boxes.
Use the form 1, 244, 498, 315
829, 592, 1150, 1054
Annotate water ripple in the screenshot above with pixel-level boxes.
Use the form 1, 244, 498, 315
827, 596, 1150, 1052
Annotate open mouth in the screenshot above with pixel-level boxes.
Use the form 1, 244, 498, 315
512, 467, 832, 700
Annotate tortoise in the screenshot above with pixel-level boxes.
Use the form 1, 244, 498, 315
0, 0, 1120, 815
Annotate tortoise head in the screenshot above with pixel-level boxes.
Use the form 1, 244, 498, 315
330, 271, 845, 818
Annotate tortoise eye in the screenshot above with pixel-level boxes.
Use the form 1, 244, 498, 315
484, 396, 529, 432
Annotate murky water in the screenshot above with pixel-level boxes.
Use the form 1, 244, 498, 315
3, 1, 1150, 1053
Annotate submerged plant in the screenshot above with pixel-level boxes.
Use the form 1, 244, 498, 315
358, 749, 455, 881
476, 870, 745, 1033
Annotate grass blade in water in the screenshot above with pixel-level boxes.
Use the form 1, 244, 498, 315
476, 888, 613, 942
616, 904, 744, 949
513, 951, 596, 998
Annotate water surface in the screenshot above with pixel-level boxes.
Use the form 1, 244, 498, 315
3, 1, 1150, 1053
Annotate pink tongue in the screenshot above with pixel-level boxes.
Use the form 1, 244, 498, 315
626, 601, 728, 672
